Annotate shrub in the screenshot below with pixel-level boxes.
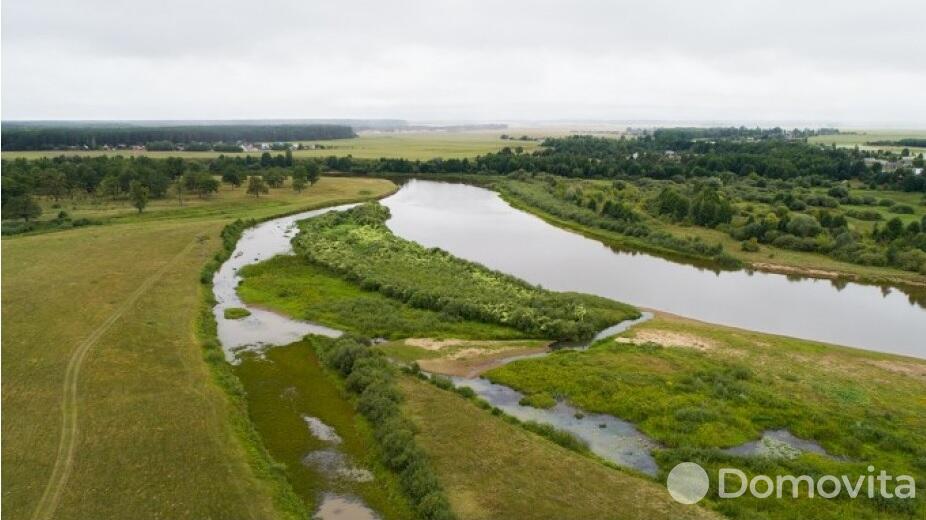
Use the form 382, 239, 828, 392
889, 204, 914, 214
314, 337, 455, 520
741, 238, 760, 252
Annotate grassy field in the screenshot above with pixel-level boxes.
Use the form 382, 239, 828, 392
1, 177, 397, 519
808, 130, 926, 154
237, 255, 526, 340
1, 131, 541, 161
485, 311, 926, 519
399, 375, 719, 520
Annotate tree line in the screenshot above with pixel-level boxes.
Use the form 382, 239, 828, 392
1, 152, 320, 232
306, 133, 925, 193
1, 124, 355, 150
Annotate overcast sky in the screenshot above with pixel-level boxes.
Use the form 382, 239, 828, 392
2, 0, 924, 125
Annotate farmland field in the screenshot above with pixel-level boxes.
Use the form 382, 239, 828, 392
0, 177, 397, 519
808, 130, 926, 154
0, 131, 541, 161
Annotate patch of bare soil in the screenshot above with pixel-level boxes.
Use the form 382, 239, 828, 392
419, 345, 551, 378
615, 329, 717, 351
867, 359, 926, 380
404, 338, 467, 350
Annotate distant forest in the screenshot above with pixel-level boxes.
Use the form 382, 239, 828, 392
867, 138, 926, 148
1, 124, 356, 150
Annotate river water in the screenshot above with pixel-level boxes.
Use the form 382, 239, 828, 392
382, 180, 926, 359
212, 180, 920, 512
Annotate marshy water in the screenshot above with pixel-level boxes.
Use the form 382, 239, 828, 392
382, 180, 926, 359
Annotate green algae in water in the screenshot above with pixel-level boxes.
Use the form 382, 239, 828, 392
233, 339, 413, 518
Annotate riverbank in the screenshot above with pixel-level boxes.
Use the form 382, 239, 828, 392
496, 181, 926, 298
483, 309, 926, 519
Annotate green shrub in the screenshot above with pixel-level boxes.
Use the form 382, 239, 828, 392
314, 336, 456, 520
741, 238, 760, 252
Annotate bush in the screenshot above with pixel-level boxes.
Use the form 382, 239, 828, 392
314, 337, 455, 520
741, 238, 760, 252
889, 204, 915, 214
786, 213, 823, 238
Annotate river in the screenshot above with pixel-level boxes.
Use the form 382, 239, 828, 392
382, 180, 926, 359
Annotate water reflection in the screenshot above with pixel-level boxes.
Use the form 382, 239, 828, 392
382, 180, 926, 358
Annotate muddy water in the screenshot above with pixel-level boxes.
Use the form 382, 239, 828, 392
382, 180, 926, 359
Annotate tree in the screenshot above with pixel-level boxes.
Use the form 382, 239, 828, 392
98, 175, 121, 200
264, 169, 286, 188
292, 175, 307, 192
129, 180, 149, 213
305, 161, 321, 185
690, 187, 733, 227
221, 169, 243, 188
247, 176, 269, 198
175, 176, 186, 207
196, 177, 220, 199
1, 194, 42, 221
260, 152, 273, 168
37, 168, 69, 201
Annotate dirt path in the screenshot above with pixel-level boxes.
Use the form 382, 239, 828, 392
30, 239, 199, 520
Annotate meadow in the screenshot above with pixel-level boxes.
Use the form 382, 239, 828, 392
237, 255, 526, 340
1, 177, 397, 519
485, 312, 926, 519
399, 375, 719, 520
0, 131, 540, 161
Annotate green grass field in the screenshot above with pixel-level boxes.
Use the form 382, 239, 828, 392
1, 131, 541, 161
484, 311, 926, 519
237, 255, 527, 340
399, 375, 719, 520
1, 177, 397, 519
808, 130, 926, 154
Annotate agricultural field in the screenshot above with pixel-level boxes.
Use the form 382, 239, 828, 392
809, 130, 926, 154
0, 131, 541, 161
1, 177, 397, 519
484, 311, 926, 519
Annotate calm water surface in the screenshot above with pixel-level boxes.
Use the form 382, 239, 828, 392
382, 180, 926, 358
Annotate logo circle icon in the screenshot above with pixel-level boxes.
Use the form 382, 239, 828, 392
666, 462, 710, 504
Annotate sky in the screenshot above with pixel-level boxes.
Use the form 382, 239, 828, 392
2, 0, 925, 126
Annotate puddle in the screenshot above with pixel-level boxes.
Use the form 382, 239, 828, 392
302, 449, 374, 483
304, 415, 343, 444
723, 429, 835, 460
314, 494, 379, 520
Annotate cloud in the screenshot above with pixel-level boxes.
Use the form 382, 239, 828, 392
2, 0, 924, 124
